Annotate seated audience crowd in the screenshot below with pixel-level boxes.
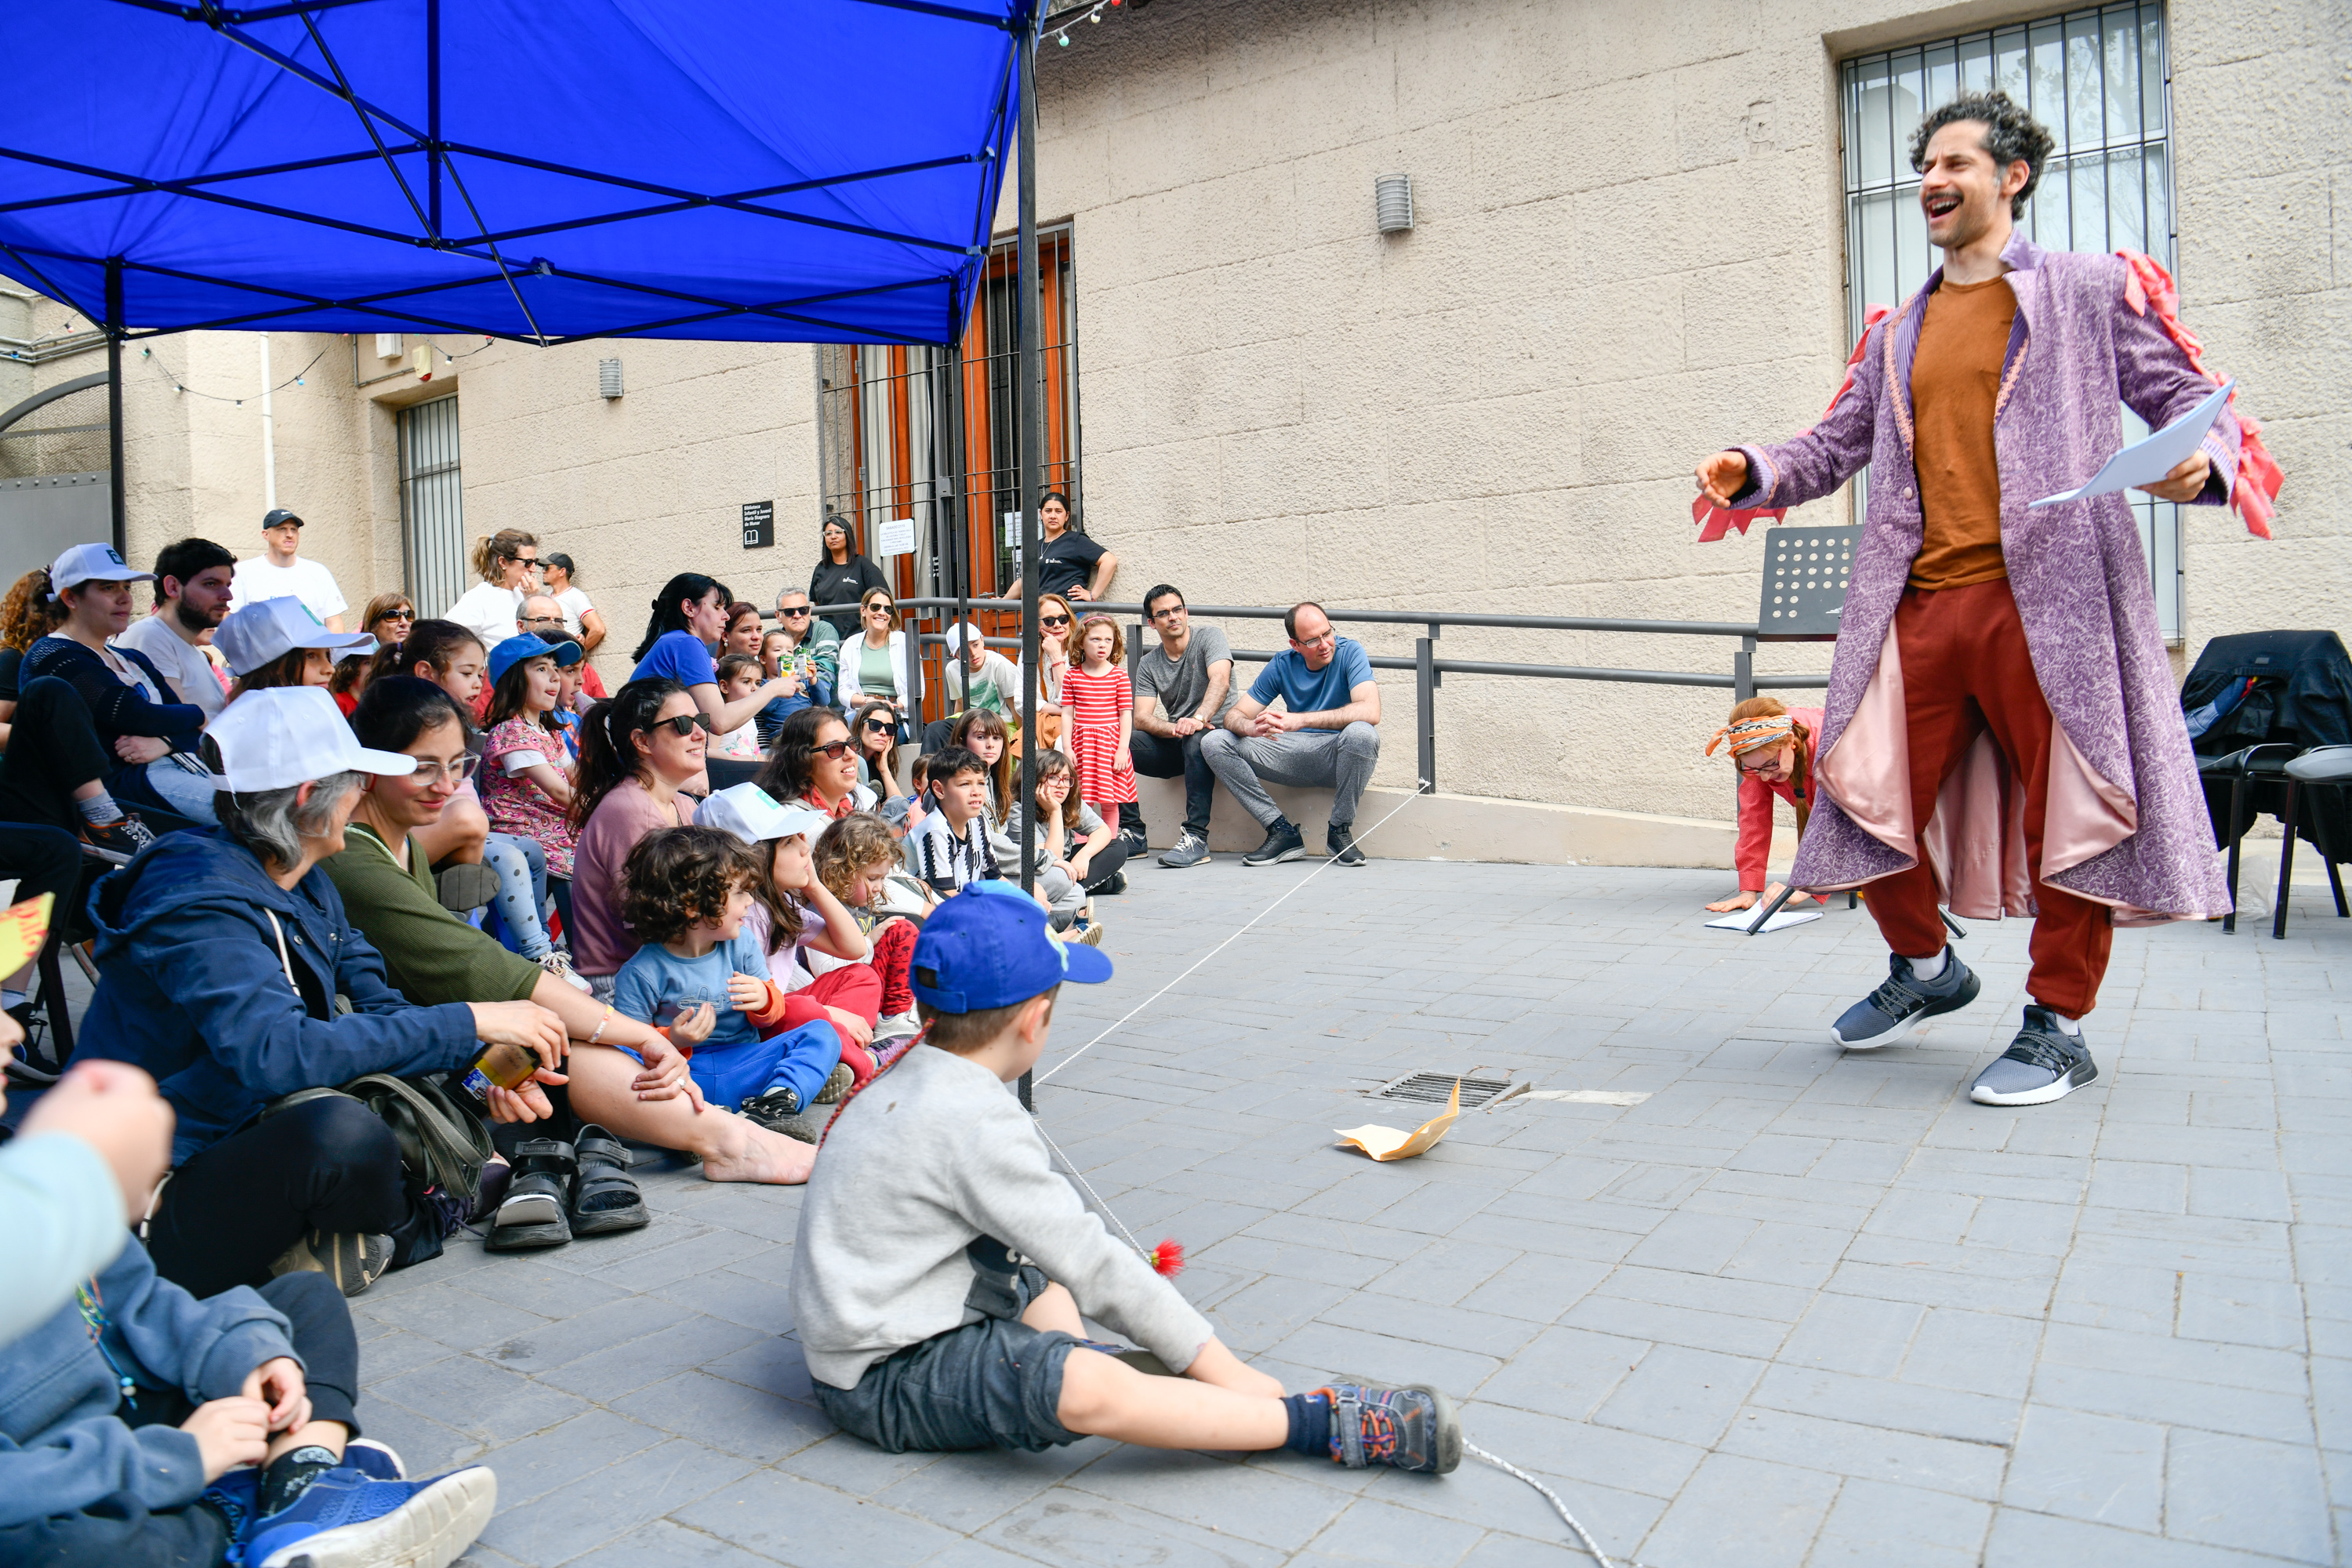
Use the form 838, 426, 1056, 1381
0, 515, 1422, 1563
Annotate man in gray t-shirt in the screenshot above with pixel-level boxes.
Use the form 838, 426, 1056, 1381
1127, 583, 1233, 866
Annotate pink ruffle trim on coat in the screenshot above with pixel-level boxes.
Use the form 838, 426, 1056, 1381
2116, 250, 2283, 539
1693, 306, 1891, 543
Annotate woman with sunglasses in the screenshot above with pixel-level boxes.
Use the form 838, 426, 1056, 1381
808, 514, 889, 640
833, 589, 921, 722
1015, 591, 1076, 753
446, 529, 540, 652
330, 593, 416, 713
567, 679, 716, 993
849, 699, 905, 804
757, 706, 871, 820
630, 572, 795, 748
1703, 698, 1824, 915
328, 677, 814, 1218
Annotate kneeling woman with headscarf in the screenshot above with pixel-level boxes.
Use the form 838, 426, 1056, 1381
1704, 698, 1824, 915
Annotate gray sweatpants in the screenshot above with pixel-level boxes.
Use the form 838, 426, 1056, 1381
1200, 721, 1380, 830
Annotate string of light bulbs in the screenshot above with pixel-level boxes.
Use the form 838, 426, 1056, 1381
1045, 0, 1120, 48
139, 345, 327, 406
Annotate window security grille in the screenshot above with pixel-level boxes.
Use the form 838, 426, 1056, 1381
1842, 2, 2183, 640
398, 395, 465, 619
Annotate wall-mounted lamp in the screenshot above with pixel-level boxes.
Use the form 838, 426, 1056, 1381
599, 358, 624, 399
1374, 173, 1414, 234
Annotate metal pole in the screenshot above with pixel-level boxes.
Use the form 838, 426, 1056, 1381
1733, 634, 1756, 703
949, 339, 971, 707
1414, 637, 1436, 793
1015, 9, 1041, 1112
105, 257, 125, 556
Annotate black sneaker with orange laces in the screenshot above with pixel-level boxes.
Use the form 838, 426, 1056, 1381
82, 813, 155, 859
1316, 1383, 1461, 1474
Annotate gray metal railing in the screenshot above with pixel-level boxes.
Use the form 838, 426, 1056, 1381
811, 596, 1828, 794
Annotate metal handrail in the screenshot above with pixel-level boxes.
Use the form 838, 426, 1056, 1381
806, 594, 1829, 794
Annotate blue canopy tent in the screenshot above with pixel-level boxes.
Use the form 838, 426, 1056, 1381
2, 1, 1065, 1029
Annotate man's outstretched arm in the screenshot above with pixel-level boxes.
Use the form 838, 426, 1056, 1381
1694, 320, 1889, 515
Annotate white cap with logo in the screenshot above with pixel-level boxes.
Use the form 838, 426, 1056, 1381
205, 686, 419, 793
48, 543, 154, 598
216, 597, 376, 677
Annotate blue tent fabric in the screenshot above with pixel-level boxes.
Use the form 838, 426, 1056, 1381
0, 1, 1031, 347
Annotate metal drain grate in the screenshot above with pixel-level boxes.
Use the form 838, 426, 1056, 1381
1370, 1072, 1518, 1109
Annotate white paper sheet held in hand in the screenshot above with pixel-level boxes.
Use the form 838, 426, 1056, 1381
2031, 379, 2231, 507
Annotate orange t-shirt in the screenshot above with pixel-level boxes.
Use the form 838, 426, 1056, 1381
1907, 274, 2016, 592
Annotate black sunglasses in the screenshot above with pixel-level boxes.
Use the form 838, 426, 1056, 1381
1039, 614, 1071, 628
779, 605, 811, 617
652, 713, 714, 739
864, 717, 894, 731
811, 739, 856, 760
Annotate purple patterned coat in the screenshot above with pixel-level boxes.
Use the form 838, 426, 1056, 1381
1726, 232, 2238, 921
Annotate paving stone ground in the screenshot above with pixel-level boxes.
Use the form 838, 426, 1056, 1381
345, 851, 2352, 1567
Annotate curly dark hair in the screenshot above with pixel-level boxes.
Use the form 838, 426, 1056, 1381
1908, 90, 2054, 220
619, 825, 761, 946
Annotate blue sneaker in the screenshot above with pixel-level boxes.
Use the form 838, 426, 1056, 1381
1829, 947, 1979, 1050
197, 1465, 259, 1552
247, 1466, 495, 1568
341, 1438, 405, 1481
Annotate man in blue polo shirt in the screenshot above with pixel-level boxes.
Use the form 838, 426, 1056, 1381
1201, 601, 1380, 867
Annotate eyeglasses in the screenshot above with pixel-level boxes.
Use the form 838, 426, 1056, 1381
381, 609, 415, 622
811, 739, 857, 760
779, 605, 811, 618
520, 615, 564, 627
1149, 605, 1186, 620
1737, 754, 1787, 775
1039, 614, 1071, 628
864, 717, 894, 731
651, 713, 714, 739
408, 755, 479, 785
866, 604, 895, 615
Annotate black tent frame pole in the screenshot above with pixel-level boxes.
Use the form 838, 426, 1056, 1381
105, 256, 125, 556
1014, 9, 1040, 1112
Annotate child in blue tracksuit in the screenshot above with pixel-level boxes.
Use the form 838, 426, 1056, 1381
0, 1231, 495, 1566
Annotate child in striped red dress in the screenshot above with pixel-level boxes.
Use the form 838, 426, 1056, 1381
1062, 615, 1138, 822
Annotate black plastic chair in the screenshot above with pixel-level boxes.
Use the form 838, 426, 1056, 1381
2274, 744, 2352, 939
2200, 743, 2300, 935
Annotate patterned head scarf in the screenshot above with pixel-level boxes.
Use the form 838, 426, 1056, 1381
1704, 713, 1795, 760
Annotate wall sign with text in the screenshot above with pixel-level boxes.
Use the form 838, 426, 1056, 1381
741, 500, 774, 550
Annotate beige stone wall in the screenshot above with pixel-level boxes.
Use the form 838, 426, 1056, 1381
1025, 0, 2347, 828
20, 0, 2339, 844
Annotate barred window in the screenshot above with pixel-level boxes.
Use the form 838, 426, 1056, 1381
1842, 3, 2183, 640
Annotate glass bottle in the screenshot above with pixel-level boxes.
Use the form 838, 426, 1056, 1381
458, 1040, 539, 1102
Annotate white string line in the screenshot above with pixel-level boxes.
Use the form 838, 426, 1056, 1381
1028, 1111, 1150, 1257
1033, 780, 1433, 1085
1466, 1444, 1617, 1566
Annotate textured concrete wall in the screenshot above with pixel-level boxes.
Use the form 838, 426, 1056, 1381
31, 0, 2339, 846
1022, 0, 2346, 829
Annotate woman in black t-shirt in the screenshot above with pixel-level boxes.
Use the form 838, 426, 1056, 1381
1035, 491, 1116, 602
808, 515, 889, 640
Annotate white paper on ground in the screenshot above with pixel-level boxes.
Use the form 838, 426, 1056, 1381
1704, 907, 1823, 933
2030, 379, 2232, 506
1521, 1089, 1653, 1106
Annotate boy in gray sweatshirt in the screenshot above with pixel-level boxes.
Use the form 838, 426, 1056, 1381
791, 882, 1461, 1472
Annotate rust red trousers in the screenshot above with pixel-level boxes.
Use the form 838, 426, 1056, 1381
1865, 578, 2113, 1018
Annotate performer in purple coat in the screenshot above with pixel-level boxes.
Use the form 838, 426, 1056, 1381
1693, 91, 2278, 1109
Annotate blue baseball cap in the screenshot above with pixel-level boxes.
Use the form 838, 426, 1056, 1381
488, 632, 581, 686
911, 882, 1110, 1011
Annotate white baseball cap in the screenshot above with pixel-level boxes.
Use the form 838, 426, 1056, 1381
206, 686, 419, 792
942, 622, 985, 653
49, 542, 154, 597
216, 597, 376, 677
695, 783, 832, 845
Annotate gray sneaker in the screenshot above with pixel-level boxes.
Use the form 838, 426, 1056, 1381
1828, 947, 1980, 1049
1158, 830, 1210, 869
1970, 1007, 2098, 1105
269, 1230, 394, 1297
